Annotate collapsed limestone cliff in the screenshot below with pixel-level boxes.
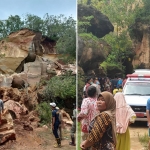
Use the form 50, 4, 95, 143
0, 28, 76, 144
78, 4, 114, 76
0, 28, 76, 88
0, 28, 57, 74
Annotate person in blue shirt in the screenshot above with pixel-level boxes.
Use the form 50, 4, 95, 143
0, 94, 4, 125
50, 102, 61, 148
146, 98, 150, 150
117, 78, 123, 88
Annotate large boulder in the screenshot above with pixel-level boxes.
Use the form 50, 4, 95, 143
4, 100, 27, 119
78, 4, 114, 38
0, 109, 16, 144
78, 36, 111, 76
0, 28, 56, 74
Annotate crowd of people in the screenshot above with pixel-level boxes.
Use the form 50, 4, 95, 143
49, 75, 150, 150
78, 76, 136, 150
82, 76, 127, 97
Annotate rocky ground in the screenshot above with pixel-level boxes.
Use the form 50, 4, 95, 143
0, 122, 76, 150
0, 121, 147, 150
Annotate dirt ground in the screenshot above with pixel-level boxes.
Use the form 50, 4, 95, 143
0, 122, 76, 150
0, 121, 148, 150
130, 121, 148, 150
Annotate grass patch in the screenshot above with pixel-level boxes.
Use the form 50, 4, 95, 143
138, 132, 149, 150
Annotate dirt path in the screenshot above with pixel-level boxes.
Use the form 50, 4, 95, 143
130, 122, 148, 150
0, 123, 76, 150
0, 121, 148, 150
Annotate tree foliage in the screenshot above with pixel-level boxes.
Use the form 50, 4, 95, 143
0, 14, 76, 60
36, 102, 51, 125
103, 31, 132, 65
78, 15, 94, 33
134, 0, 150, 23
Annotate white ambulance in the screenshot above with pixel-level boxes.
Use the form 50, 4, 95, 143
123, 69, 150, 121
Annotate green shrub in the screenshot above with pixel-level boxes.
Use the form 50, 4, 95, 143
100, 61, 124, 76
78, 75, 85, 107
43, 74, 76, 103
36, 102, 51, 125
138, 133, 149, 149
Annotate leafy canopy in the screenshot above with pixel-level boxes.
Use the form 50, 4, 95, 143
43, 73, 76, 102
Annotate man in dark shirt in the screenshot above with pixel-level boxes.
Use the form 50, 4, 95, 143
50, 102, 61, 148
111, 76, 118, 91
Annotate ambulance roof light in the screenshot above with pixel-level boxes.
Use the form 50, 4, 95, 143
127, 74, 150, 78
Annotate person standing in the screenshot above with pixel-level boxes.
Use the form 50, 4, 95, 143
114, 92, 136, 150
80, 91, 116, 150
50, 102, 61, 148
111, 75, 118, 91
104, 77, 111, 93
92, 77, 101, 97
69, 103, 76, 146
117, 78, 123, 88
83, 77, 93, 98
56, 107, 63, 140
0, 95, 4, 125
78, 86, 99, 142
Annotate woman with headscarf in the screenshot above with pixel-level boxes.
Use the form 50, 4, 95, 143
114, 92, 136, 150
80, 91, 116, 150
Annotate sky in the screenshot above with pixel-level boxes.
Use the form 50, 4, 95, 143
0, 0, 77, 20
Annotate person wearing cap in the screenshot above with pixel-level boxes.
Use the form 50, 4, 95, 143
50, 102, 61, 148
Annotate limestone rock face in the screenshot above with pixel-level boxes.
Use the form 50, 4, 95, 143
0, 75, 13, 87
78, 37, 111, 76
0, 29, 34, 74
0, 28, 56, 74
130, 21, 150, 68
0, 28, 76, 87
0, 109, 16, 144
60, 109, 73, 126
4, 100, 27, 119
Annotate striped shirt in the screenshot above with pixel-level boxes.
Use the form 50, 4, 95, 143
87, 112, 115, 150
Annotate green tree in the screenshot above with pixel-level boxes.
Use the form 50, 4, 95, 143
24, 14, 43, 31
43, 74, 76, 104
78, 15, 93, 33
0, 15, 23, 39
0, 14, 76, 60
103, 31, 132, 65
